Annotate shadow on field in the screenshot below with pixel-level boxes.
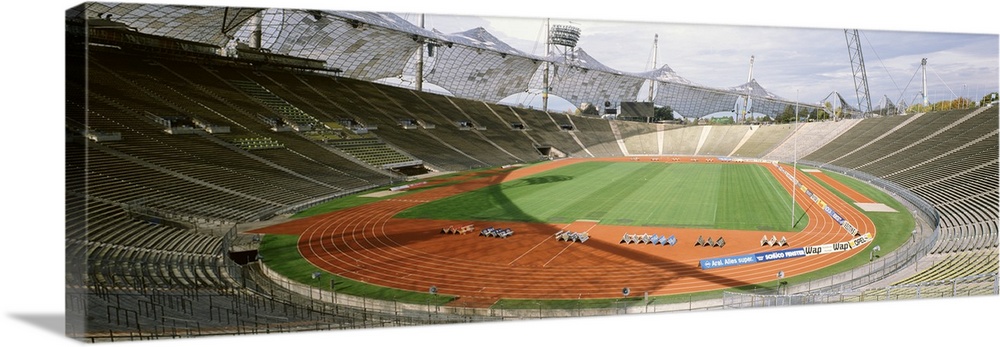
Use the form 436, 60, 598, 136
421, 166, 757, 292
283, 163, 761, 298
572, 237, 757, 291
439, 163, 759, 291
793, 195, 815, 229
509, 175, 573, 186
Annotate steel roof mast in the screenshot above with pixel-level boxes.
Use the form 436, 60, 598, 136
542, 18, 550, 112
845, 29, 872, 118
415, 14, 424, 92
740, 55, 755, 123
921, 58, 929, 107
648, 34, 658, 103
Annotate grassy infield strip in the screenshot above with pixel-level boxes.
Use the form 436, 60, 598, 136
258, 162, 914, 309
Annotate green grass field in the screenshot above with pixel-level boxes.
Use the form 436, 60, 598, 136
396, 161, 808, 231
258, 161, 916, 308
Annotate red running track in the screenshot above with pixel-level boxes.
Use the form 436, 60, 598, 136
254, 157, 877, 307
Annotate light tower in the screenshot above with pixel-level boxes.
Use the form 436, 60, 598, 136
921, 58, 928, 107
543, 21, 580, 111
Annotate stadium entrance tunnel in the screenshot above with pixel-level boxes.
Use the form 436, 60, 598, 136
535, 145, 551, 156
534, 145, 567, 159
390, 164, 431, 176
229, 249, 259, 265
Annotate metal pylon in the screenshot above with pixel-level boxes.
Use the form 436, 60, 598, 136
845, 29, 872, 118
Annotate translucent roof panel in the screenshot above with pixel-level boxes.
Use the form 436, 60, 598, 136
550, 48, 623, 75
74, 3, 820, 117
751, 98, 803, 118
233, 9, 419, 81
655, 82, 741, 118
440, 27, 531, 57
418, 44, 543, 102
655, 82, 807, 118
328, 11, 448, 40
635, 64, 697, 86
728, 79, 782, 99
547, 67, 644, 108
528, 54, 646, 108
79, 3, 259, 47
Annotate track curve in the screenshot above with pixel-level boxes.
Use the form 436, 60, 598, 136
256, 157, 880, 306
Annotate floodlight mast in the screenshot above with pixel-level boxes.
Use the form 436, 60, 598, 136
543, 18, 550, 112
921, 58, 928, 107
542, 22, 581, 112
648, 34, 658, 103
415, 14, 424, 92
250, 11, 262, 49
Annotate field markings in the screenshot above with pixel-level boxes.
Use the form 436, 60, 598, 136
762, 164, 793, 211
710, 192, 719, 227
284, 157, 884, 299
605, 163, 679, 226
402, 161, 805, 232
507, 220, 588, 266
540, 222, 599, 267
541, 242, 575, 268
637, 173, 672, 224
507, 235, 557, 266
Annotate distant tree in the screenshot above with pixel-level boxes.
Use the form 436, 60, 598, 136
933, 100, 952, 111
818, 101, 835, 120
709, 116, 734, 125
950, 97, 975, 109
981, 92, 998, 105
813, 107, 830, 121
922, 97, 978, 111
653, 105, 675, 121
776, 104, 797, 123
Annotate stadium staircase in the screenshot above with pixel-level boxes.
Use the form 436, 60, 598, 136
730, 123, 794, 158
607, 120, 630, 156
727, 124, 758, 156
763, 119, 861, 161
